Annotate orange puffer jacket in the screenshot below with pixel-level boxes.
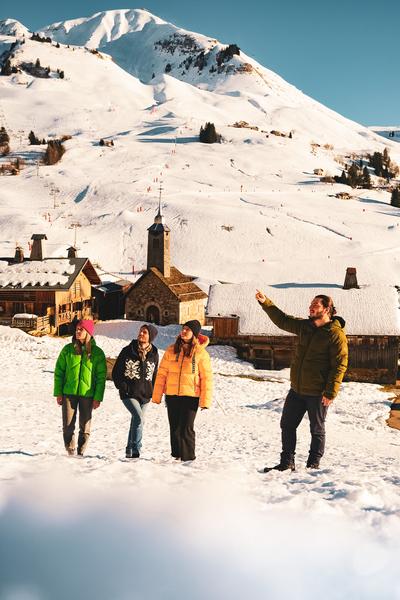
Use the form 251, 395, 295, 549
152, 334, 213, 408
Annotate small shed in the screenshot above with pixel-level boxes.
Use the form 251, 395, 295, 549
206, 282, 400, 384
93, 279, 133, 320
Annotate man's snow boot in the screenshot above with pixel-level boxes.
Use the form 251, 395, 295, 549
263, 453, 295, 473
306, 455, 320, 469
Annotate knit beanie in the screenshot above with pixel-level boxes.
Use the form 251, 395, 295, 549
183, 320, 201, 338
77, 319, 94, 337
141, 323, 158, 343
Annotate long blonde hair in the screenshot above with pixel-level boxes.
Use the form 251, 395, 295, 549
73, 332, 92, 358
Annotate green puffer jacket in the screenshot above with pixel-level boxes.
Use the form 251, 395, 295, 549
53, 339, 107, 402
260, 299, 348, 399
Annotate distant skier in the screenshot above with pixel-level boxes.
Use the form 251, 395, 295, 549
255, 291, 348, 471
112, 324, 159, 458
54, 320, 107, 457
152, 320, 213, 462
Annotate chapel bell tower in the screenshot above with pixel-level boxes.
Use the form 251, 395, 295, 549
147, 184, 171, 278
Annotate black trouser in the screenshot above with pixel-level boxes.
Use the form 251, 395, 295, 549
166, 395, 199, 461
280, 389, 328, 462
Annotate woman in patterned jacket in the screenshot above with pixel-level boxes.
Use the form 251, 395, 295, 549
112, 324, 159, 458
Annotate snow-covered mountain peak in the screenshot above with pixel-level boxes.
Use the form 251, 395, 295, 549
0, 18, 30, 38
41, 9, 166, 49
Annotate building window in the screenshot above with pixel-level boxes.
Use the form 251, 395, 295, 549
164, 310, 169, 317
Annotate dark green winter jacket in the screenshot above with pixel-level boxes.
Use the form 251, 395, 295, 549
260, 298, 348, 399
53, 339, 107, 402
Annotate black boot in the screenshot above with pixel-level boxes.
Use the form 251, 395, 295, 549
306, 456, 320, 469
263, 453, 295, 473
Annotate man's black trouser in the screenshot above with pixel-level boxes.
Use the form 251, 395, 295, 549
166, 395, 199, 461
280, 389, 328, 462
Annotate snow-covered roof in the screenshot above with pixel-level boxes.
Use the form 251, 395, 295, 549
207, 283, 400, 336
0, 258, 87, 289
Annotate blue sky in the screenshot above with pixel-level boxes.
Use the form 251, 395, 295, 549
1, 0, 398, 126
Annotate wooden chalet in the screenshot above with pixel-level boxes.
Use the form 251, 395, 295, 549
0, 234, 101, 334
125, 204, 207, 325
206, 271, 400, 384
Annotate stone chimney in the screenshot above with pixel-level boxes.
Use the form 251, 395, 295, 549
343, 267, 359, 289
14, 245, 24, 263
67, 246, 78, 258
30, 234, 47, 261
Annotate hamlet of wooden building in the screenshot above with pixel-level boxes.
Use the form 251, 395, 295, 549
125, 204, 207, 325
206, 269, 400, 384
0, 235, 100, 333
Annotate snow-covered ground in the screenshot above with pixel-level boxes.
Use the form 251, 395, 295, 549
1, 321, 400, 599
1, 9, 400, 597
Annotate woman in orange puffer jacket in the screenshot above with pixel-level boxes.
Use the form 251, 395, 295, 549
152, 320, 212, 462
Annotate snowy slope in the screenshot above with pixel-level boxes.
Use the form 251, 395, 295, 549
41, 10, 391, 147
0, 12, 399, 289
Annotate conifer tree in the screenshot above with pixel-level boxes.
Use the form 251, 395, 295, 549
347, 163, 360, 188
1, 58, 12, 76
362, 166, 372, 189
43, 140, 65, 165
28, 130, 40, 145
199, 122, 221, 144
391, 187, 400, 208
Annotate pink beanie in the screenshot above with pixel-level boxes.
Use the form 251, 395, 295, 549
77, 319, 95, 337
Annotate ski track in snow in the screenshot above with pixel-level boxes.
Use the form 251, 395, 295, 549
286, 213, 353, 240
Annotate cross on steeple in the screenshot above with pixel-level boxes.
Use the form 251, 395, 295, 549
155, 181, 164, 224
158, 181, 163, 214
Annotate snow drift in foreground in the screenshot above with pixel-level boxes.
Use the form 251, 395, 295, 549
0, 475, 399, 600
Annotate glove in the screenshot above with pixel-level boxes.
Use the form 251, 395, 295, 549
119, 381, 128, 395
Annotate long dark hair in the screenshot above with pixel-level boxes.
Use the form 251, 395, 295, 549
173, 335, 195, 357
314, 295, 337, 318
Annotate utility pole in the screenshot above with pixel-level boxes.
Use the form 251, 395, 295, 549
50, 186, 60, 209
70, 222, 81, 247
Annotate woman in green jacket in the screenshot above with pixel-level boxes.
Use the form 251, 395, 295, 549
54, 320, 107, 456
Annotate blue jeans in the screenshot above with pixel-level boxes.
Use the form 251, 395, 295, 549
122, 398, 148, 453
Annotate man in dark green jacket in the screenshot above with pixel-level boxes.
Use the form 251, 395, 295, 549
54, 320, 107, 456
256, 291, 348, 472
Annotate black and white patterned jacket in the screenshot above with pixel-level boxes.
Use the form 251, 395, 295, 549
112, 340, 159, 404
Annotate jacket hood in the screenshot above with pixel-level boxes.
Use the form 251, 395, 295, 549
196, 333, 210, 349
308, 316, 346, 330
331, 316, 346, 329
